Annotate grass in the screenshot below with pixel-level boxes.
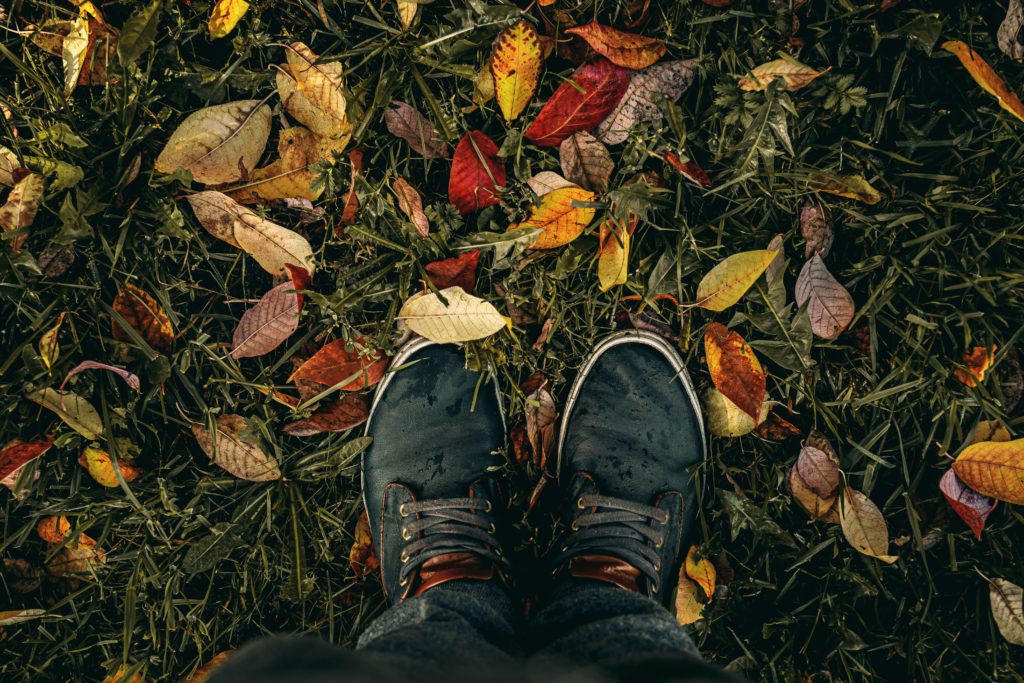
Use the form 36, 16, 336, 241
2, 0, 1024, 680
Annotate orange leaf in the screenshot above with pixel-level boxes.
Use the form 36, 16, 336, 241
954, 345, 996, 387
349, 510, 379, 578
566, 22, 666, 70
111, 284, 174, 352
513, 186, 596, 249
180, 651, 233, 683
490, 20, 542, 121
288, 337, 388, 390
684, 546, 717, 600
77, 447, 143, 488
952, 438, 1024, 505
942, 40, 1024, 124
704, 322, 766, 420
36, 515, 70, 543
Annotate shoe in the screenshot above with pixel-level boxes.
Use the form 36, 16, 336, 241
552, 330, 706, 604
362, 337, 510, 604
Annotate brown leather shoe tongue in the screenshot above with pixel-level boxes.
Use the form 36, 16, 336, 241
568, 553, 642, 593
409, 551, 495, 597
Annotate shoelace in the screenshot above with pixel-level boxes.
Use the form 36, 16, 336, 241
397, 497, 507, 588
553, 493, 669, 591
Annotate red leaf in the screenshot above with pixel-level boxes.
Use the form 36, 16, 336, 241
285, 263, 310, 311
939, 469, 997, 540
664, 152, 714, 188
524, 59, 630, 147
282, 394, 370, 436
448, 131, 505, 215
0, 437, 54, 482
425, 251, 480, 293
337, 149, 364, 234
288, 337, 388, 390
231, 281, 301, 359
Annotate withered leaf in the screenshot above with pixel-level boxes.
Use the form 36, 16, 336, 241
191, 414, 282, 482
384, 101, 448, 158
597, 59, 698, 145
282, 394, 369, 436
795, 254, 854, 340
559, 131, 613, 193
111, 283, 174, 352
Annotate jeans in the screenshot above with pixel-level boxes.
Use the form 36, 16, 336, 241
208, 579, 744, 683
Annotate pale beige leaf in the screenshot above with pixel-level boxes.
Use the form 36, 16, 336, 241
559, 131, 613, 193
596, 59, 698, 145
27, 388, 103, 441
186, 191, 315, 276
998, 0, 1024, 62
738, 57, 829, 92
0, 145, 17, 187
155, 100, 272, 184
703, 387, 768, 437
839, 487, 897, 564
396, 0, 418, 28
989, 578, 1024, 645
0, 172, 44, 252
190, 414, 282, 482
696, 249, 779, 311
764, 234, 785, 286
527, 171, 576, 197
393, 177, 429, 237
285, 42, 347, 125
62, 17, 90, 95
398, 287, 506, 343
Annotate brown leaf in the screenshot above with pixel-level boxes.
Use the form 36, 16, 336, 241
349, 510, 379, 578
288, 337, 388, 390
988, 577, 1024, 645
663, 152, 713, 188
787, 465, 837, 520
3, 559, 44, 593
230, 281, 301, 359
0, 436, 54, 483
282, 394, 370, 436
37, 515, 71, 543
753, 410, 801, 441
38, 243, 76, 278
998, 0, 1024, 62
764, 234, 785, 287
425, 251, 480, 293
738, 57, 829, 92
704, 322, 766, 420
339, 148, 364, 229
838, 487, 897, 563
190, 414, 282, 482
795, 254, 854, 340
393, 177, 429, 237
0, 171, 44, 252
596, 59, 699, 145
565, 22, 667, 70
384, 101, 448, 158
525, 384, 558, 470
559, 131, 613, 193
795, 445, 839, 499
111, 283, 174, 352
799, 202, 831, 259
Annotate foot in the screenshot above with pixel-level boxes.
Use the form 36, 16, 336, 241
362, 338, 509, 604
552, 330, 706, 604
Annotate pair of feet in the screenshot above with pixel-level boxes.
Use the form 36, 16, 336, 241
361, 330, 706, 606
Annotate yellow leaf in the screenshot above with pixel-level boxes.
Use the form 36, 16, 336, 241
101, 665, 143, 683
61, 17, 90, 95
474, 64, 495, 106
838, 487, 897, 564
674, 574, 706, 625
398, 287, 506, 343
695, 249, 778, 311
276, 49, 352, 151
36, 515, 71, 543
0, 171, 44, 252
226, 127, 325, 203
738, 57, 829, 92
209, 0, 250, 39
490, 20, 542, 121
27, 388, 103, 441
38, 312, 65, 370
597, 220, 629, 291
953, 345, 996, 388
953, 438, 1024, 504
684, 546, 716, 600
513, 186, 596, 249
942, 40, 1024, 124
77, 447, 143, 488
396, 0, 417, 29
810, 173, 883, 204
285, 42, 347, 127
703, 387, 768, 437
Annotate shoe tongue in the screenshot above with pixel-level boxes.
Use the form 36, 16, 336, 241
409, 552, 495, 598
568, 554, 642, 593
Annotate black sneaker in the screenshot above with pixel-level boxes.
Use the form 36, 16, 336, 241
362, 338, 510, 604
552, 330, 706, 604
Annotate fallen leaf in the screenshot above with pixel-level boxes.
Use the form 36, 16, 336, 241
186, 190, 316, 276
695, 249, 778, 311
393, 177, 429, 237
989, 577, 1024, 645
839, 487, 897, 564
795, 254, 855, 340
384, 101, 448, 159
3, 558, 45, 593
38, 243, 76, 278
77, 446, 142, 487
284, 42, 347, 130
954, 345, 996, 387
559, 131, 613, 193
684, 546, 717, 599
810, 173, 883, 204
939, 469, 997, 540
38, 312, 65, 370
350, 510, 379, 578
0, 171, 44, 252
111, 283, 175, 352
527, 171, 577, 196
395, 0, 417, 29
47, 533, 106, 576
597, 219, 630, 291
208, 0, 248, 39
800, 202, 832, 258
181, 651, 233, 683
512, 186, 596, 249
663, 152, 713, 188
796, 445, 839, 499
277, 63, 352, 150
754, 410, 801, 441
704, 386, 768, 437
398, 287, 506, 343
62, 17, 90, 95
674, 574, 707, 625
226, 127, 324, 203
0, 145, 18, 186
28, 388, 103, 440
998, 0, 1024, 62
0, 609, 46, 627
705, 323, 765, 420
525, 384, 558, 469
101, 666, 143, 683
425, 251, 480, 293
0, 437, 54, 484
231, 280, 301, 359
191, 414, 282, 482
942, 40, 1024, 124
474, 65, 496, 106
525, 58, 631, 147
449, 131, 506, 215
970, 420, 1013, 445
154, 100, 272, 184
490, 20, 542, 121
36, 515, 71, 543
952, 438, 1024, 504
566, 22, 666, 70
117, 0, 162, 66
738, 57, 829, 91
282, 394, 370, 436
289, 338, 388, 390
764, 234, 785, 287
788, 465, 837, 520
596, 59, 698, 145
60, 361, 141, 394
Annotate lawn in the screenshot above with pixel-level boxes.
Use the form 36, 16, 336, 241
1, 0, 1023, 681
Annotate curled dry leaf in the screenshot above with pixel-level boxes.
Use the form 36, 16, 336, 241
998, 0, 1024, 62
738, 57, 829, 91
111, 283, 175, 352
384, 101, 448, 159
525, 58, 631, 147
703, 386, 769, 437
0, 171, 44, 252
952, 437, 1024, 504
60, 361, 141, 394
48, 534, 106, 577
800, 202, 832, 258
227, 127, 324, 204
597, 219, 630, 292
559, 131, 613, 193
704, 323, 766, 421
525, 384, 558, 470
513, 186, 596, 249
754, 410, 802, 441
838, 487, 897, 564
596, 59, 698, 145
566, 22, 667, 70
0, 145, 18, 187
764, 234, 785, 287
425, 250, 480, 293
62, 17, 90, 95
339, 148, 364, 229
942, 40, 1024, 124
449, 131, 506, 215
393, 177, 429, 237
794, 445, 839, 499
288, 337, 388, 390
282, 394, 370, 436
527, 171, 576, 197
796, 254, 855, 340
186, 190, 316, 276
77, 446, 142, 487
28, 388, 103, 440
398, 287, 506, 343
0, 609, 46, 627
663, 152, 714, 188
684, 546, 716, 600
231, 280, 301, 359
350, 510, 379, 578
953, 345, 995, 387
810, 173, 883, 204
0, 436, 54, 483
284, 42, 347, 130
939, 469, 996, 540
191, 414, 282, 482
37, 515, 71, 543
988, 578, 1024, 645
277, 62, 351, 151
154, 100, 272, 184
38, 312, 65, 370
675, 574, 707, 625
209, 0, 249, 39
788, 465, 837, 521
490, 20, 542, 121
696, 249, 778, 312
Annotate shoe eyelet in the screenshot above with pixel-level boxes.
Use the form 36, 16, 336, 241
489, 523, 496, 533
654, 562, 661, 571
485, 500, 492, 512
655, 540, 663, 549
399, 577, 409, 587
400, 551, 409, 563
401, 527, 412, 541
570, 521, 579, 531
576, 496, 585, 509
496, 548, 503, 557
399, 503, 408, 517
